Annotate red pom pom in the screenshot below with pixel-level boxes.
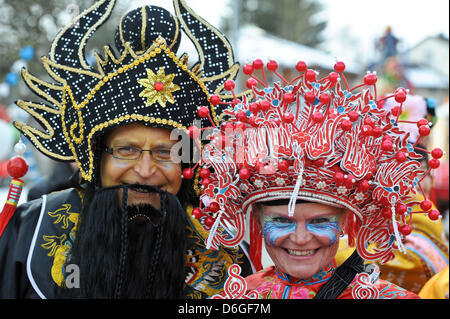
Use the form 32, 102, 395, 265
364, 73, 378, 85
283, 92, 295, 104
428, 209, 440, 221
246, 78, 258, 89
296, 61, 307, 72
361, 125, 373, 136
201, 177, 212, 187
319, 93, 331, 105
224, 80, 235, 91
334, 61, 346, 73
348, 110, 359, 122
431, 148, 444, 159
236, 111, 248, 123
253, 59, 264, 70
312, 112, 324, 123
249, 102, 260, 114
419, 125, 431, 137
182, 168, 194, 179
341, 119, 352, 131
209, 202, 220, 213
420, 200, 432, 211
395, 203, 407, 215
305, 69, 317, 82
198, 106, 210, 118
267, 60, 278, 71
199, 168, 211, 179
358, 180, 370, 192
278, 159, 290, 172
417, 118, 429, 127
372, 126, 383, 137
429, 158, 440, 169
239, 168, 251, 180
304, 91, 316, 104
381, 140, 393, 151
6, 156, 28, 179
328, 72, 339, 83
395, 151, 407, 163
187, 125, 200, 139
333, 172, 345, 185
394, 88, 407, 103
282, 112, 294, 123
399, 224, 412, 236
243, 64, 254, 75
204, 216, 215, 227
192, 208, 203, 219
210, 94, 221, 106
391, 105, 401, 116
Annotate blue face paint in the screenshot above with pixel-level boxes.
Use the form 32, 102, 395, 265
305, 217, 340, 246
261, 214, 341, 247
262, 215, 296, 246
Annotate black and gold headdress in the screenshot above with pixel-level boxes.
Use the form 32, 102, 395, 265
14, 0, 239, 182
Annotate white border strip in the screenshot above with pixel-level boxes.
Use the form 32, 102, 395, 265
26, 195, 48, 299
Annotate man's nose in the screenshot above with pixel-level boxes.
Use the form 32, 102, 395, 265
133, 151, 157, 178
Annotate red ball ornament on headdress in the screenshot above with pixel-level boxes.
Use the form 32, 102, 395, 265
334, 61, 346, 72
182, 168, 194, 179
210, 94, 221, 106
296, 61, 307, 72
428, 209, 440, 221
198, 106, 210, 118
431, 148, 444, 159
243, 64, 254, 75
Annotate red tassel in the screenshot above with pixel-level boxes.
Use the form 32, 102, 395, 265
0, 178, 24, 238
0, 151, 28, 239
249, 212, 263, 271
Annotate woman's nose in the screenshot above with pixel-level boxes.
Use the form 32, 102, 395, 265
289, 223, 313, 245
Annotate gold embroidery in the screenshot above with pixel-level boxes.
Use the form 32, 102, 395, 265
137, 67, 180, 108
42, 200, 80, 287
41, 234, 68, 257
48, 204, 76, 229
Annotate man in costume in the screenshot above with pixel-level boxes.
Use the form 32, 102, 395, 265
187, 59, 444, 299
0, 0, 252, 298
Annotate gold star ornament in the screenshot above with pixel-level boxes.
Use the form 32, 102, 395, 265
138, 67, 180, 108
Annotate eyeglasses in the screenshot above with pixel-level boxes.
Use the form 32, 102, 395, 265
103, 144, 174, 162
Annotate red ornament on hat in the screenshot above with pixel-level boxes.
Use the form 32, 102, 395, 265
0, 140, 29, 238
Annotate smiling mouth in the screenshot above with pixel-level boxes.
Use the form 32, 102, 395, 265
285, 248, 318, 256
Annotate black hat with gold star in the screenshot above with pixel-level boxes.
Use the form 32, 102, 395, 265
14, 0, 239, 182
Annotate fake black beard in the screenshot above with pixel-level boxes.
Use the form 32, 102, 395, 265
65, 184, 187, 298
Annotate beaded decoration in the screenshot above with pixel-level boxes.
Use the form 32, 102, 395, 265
186, 59, 444, 265
13, 0, 239, 182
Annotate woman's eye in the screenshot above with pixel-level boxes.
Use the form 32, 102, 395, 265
272, 217, 293, 224
309, 217, 333, 224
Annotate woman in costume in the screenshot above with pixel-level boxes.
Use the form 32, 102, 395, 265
0, 0, 252, 298
187, 59, 444, 299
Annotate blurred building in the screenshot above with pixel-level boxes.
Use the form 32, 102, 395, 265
404, 34, 449, 104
